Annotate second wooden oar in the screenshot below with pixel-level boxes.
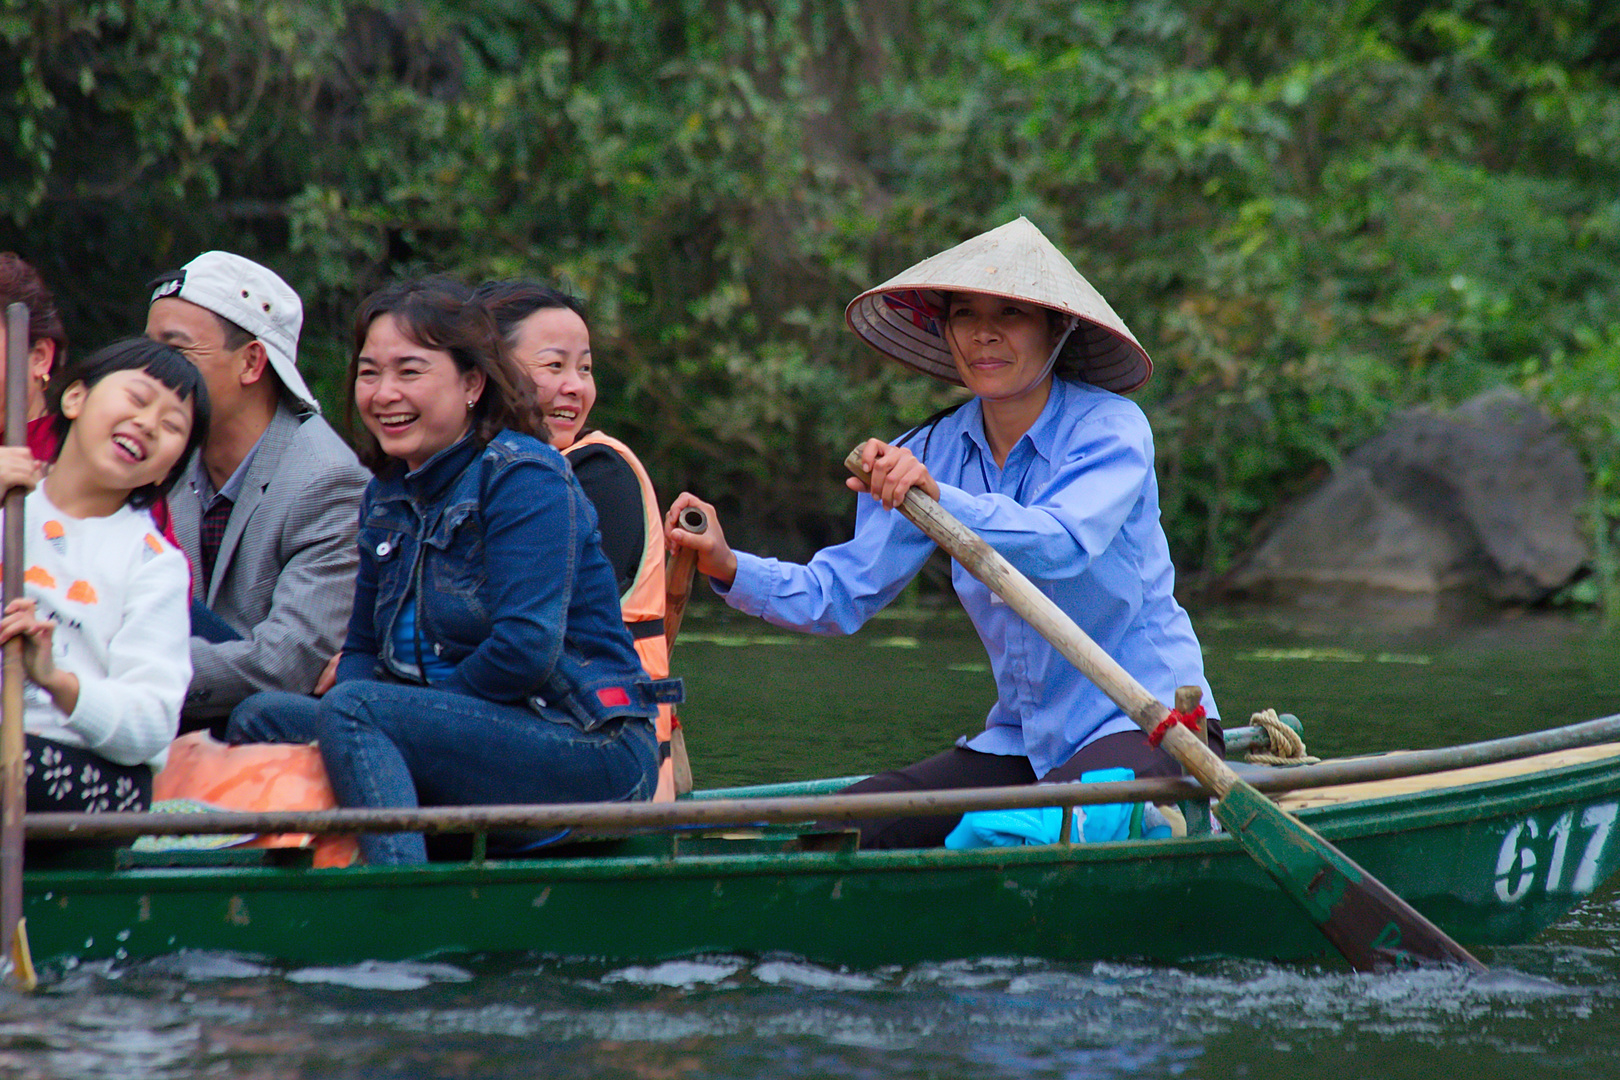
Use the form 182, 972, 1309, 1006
845, 446, 1484, 974
663, 505, 708, 794
664, 505, 707, 652
2, 303, 36, 990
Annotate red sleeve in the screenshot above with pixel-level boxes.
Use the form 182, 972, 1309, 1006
149, 498, 191, 602
150, 497, 181, 548
25, 415, 57, 462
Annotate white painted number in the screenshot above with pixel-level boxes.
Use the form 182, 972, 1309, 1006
1494, 802, 1619, 905
1574, 803, 1618, 893
1545, 811, 1573, 893
1494, 818, 1539, 903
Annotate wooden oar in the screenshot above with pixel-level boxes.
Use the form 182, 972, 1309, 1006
2, 303, 36, 990
664, 505, 708, 652
663, 505, 708, 795
844, 446, 1485, 973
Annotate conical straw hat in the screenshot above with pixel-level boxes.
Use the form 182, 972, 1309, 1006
844, 217, 1152, 393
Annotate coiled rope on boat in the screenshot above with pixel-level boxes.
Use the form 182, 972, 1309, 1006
1243, 709, 1320, 766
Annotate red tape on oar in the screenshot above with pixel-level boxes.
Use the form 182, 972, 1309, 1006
1148, 705, 1205, 747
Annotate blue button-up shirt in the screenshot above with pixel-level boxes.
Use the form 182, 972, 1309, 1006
191, 433, 263, 510
722, 378, 1217, 777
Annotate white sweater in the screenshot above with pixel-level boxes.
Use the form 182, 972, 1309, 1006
9, 484, 191, 771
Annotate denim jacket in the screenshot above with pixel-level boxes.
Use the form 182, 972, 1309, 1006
334, 430, 678, 731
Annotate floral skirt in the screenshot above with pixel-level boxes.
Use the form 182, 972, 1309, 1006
26, 735, 151, 813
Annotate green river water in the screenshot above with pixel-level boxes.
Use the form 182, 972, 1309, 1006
5, 601, 1620, 1079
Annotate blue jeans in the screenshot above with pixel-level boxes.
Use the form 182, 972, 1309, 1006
190, 600, 242, 644
227, 681, 658, 865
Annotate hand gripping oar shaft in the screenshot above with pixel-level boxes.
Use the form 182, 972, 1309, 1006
845, 447, 1484, 973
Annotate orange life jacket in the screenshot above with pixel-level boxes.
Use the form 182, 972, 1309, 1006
565, 431, 678, 801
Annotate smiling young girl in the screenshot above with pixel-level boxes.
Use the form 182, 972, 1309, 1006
0, 337, 208, 815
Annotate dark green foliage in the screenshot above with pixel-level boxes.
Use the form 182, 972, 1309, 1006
3, 0, 1618, 584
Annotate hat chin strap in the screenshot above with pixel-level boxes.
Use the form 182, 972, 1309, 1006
978, 316, 1079, 404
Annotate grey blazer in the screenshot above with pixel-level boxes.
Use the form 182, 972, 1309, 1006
171, 404, 369, 721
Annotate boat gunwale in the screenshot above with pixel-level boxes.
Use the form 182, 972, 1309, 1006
26, 743, 1620, 898
22, 714, 1620, 845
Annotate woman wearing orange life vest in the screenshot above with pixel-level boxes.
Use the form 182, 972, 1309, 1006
474, 281, 679, 801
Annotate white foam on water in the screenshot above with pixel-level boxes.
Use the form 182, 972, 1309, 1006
900, 955, 1032, 989
752, 960, 882, 990
138, 950, 275, 981
600, 958, 745, 987
863, 953, 1599, 1054
285, 960, 474, 991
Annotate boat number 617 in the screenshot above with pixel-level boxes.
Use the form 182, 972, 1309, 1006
1494, 802, 1618, 903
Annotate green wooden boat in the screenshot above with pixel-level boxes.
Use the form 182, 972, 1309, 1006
19, 716, 1620, 970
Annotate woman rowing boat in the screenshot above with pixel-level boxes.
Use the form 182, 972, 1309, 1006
666, 217, 1220, 848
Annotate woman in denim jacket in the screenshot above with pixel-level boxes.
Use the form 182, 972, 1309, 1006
228, 277, 671, 864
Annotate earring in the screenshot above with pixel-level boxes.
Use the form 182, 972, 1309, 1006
466, 399, 475, 410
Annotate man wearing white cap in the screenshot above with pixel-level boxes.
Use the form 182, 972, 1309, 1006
146, 251, 368, 733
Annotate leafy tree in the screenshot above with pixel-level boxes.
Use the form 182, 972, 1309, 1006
4, 0, 1618, 589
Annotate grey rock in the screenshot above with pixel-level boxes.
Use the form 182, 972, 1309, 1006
1229, 388, 1589, 604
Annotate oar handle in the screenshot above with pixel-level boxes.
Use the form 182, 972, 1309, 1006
844, 447, 1235, 798
664, 506, 708, 652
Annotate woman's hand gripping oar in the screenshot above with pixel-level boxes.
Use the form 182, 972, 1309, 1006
845, 444, 1484, 974
2, 304, 37, 990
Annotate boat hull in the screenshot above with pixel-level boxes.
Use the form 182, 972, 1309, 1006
23, 750, 1620, 969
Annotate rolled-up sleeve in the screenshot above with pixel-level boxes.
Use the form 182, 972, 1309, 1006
720, 494, 936, 636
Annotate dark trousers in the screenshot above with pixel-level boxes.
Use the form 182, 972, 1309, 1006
840, 723, 1225, 850
184, 600, 244, 738
26, 734, 151, 813
190, 599, 242, 644
25, 735, 152, 865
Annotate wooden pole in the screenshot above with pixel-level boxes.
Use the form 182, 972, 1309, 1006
19, 712, 1620, 842
664, 505, 708, 652
844, 447, 1485, 973
2, 303, 35, 989
663, 505, 708, 795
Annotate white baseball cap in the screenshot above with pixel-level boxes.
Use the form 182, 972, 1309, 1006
149, 251, 319, 413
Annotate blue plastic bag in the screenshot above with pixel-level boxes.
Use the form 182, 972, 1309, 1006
943, 768, 1172, 849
